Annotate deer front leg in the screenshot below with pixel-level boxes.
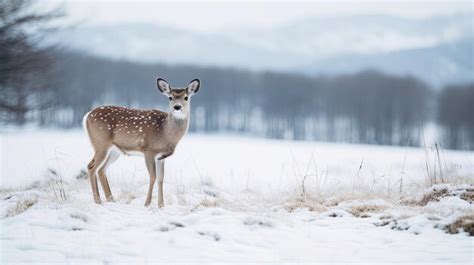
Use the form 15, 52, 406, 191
157, 159, 165, 208
144, 154, 157, 206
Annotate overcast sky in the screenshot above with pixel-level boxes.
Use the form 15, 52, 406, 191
48, 0, 473, 32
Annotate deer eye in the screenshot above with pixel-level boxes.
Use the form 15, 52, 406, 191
168, 97, 172, 101
184, 96, 189, 101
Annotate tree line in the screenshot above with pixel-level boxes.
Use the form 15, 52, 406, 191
1, 50, 472, 150
437, 84, 474, 150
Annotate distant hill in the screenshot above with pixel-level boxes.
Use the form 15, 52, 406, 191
47, 13, 473, 87
47, 23, 299, 70
298, 38, 474, 88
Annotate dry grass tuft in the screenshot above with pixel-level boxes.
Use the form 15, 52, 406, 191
350, 204, 387, 217
6, 197, 38, 217
284, 196, 326, 212
46, 168, 69, 202
372, 214, 395, 227
198, 197, 219, 208
175, 184, 188, 205
419, 187, 449, 206
399, 197, 419, 206
444, 214, 474, 236
460, 189, 474, 203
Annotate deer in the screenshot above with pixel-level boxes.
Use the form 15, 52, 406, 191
82, 78, 200, 207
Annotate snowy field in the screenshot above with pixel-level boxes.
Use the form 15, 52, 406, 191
1, 130, 473, 264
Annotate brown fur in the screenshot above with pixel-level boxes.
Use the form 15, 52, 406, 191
85, 106, 188, 157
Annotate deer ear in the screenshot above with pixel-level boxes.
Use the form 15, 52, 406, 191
187, 79, 200, 95
157, 78, 171, 95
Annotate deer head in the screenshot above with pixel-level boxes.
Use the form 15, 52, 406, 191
157, 78, 200, 120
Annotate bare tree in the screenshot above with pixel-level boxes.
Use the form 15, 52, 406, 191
0, 0, 61, 124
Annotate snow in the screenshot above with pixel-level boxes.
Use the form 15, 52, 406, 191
1, 202, 472, 263
0, 130, 473, 263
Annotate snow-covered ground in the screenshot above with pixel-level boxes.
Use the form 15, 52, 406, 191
1, 130, 473, 263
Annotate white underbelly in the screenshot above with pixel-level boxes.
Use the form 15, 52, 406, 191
110, 145, 163, 160
125, 150, 145, 157
110, 145, 144, 157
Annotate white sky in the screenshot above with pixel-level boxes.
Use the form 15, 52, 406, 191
47, 0, 473, 32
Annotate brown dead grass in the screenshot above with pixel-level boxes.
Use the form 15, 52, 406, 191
460, 190, 474, 203
283, 197, 326, 212
444, 214, 474, 236
350, 204, 387, 217
419, 187, 449, 206
399, 198, 419, 206
6, 197, 37, 218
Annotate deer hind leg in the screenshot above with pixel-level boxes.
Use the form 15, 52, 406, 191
157, 160, 165, 208
144, 154, 157, 207
87, 149, 110, 204
98, 148, 119, 202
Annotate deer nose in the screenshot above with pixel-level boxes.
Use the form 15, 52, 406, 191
174, 105, 182, 111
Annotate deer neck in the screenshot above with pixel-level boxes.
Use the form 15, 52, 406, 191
165, 110, 190, 138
